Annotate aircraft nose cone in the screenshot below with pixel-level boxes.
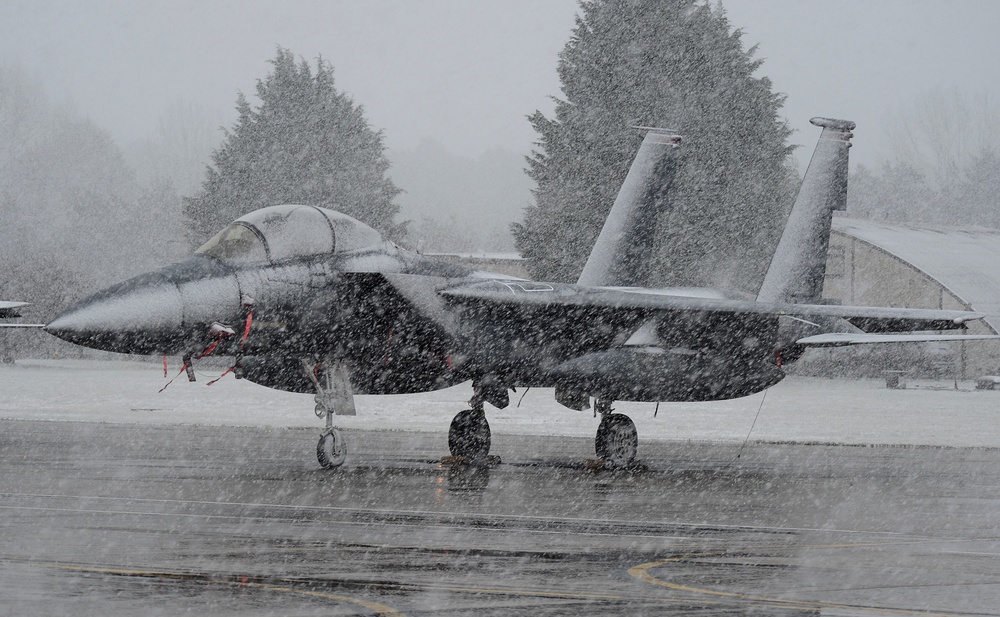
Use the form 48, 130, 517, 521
45, 277, 185, 354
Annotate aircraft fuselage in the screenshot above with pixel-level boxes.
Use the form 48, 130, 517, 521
47, 243, 785, 403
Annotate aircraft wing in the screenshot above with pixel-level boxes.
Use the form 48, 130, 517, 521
0, 301, 42, 326
438, 280, 979, 333
0, 301, 29, 318
797, 332, 1000, 347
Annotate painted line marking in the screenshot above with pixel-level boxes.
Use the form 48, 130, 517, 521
0, 504, 700, 542
32, 561, 743, 610
628, 541, 991, 617
0, 492, 908, 537
43, 564, 404, 616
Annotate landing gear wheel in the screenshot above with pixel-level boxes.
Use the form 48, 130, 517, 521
596, 413, 637, 468
448, 409, 491, 461
317, 427, 347, 469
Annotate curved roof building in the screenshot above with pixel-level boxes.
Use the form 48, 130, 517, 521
824, 216, 1000, 376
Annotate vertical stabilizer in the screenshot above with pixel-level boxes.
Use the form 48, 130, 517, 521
576, 130, 681, 287
756, 117, 855, 304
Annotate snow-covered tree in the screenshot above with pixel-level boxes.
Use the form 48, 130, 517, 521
126, 100, 223, 199
885, 88, 1000, 193
0, 64, 177, 357
847, 162, 936, 224
184, 48, 403, 248
0, 65, 172, 287
850, 88, 1000, 228
514, 0, 795, 290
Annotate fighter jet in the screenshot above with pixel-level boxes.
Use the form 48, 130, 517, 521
45, 118, 991, 468
0, 301, 29, 319
0, 301, 45, 328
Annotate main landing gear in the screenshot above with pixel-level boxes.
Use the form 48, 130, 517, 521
448, 394, 492, 462
305, 358, 355, 469
445, 392, 639, 469
594, 399, 638, 468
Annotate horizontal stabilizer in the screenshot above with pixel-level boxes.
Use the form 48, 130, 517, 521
798, 332, 1000, 347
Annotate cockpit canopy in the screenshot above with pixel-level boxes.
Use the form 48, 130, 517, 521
196, 205, 387, 266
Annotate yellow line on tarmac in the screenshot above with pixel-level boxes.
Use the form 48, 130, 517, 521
629, 553, 808, 605
627, 546, 967, 617
44, 564, 404, 617
247, 583, 403, 616
340, 580, 761, 610
45, 550, 973, 616
38, 562, 741, 610
384, 582, 688, 604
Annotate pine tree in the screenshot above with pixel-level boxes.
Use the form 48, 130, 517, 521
184, 48, 403, 248
514, 0, 795, 290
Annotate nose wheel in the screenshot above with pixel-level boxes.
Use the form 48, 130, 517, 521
317, 427, 347, 468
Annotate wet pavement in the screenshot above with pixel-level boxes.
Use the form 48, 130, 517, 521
2, 418, 1000, 615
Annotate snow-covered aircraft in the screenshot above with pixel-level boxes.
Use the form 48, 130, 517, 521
0, 301, 29, 319
45, 118, 992, 468
0, 301, 44, 328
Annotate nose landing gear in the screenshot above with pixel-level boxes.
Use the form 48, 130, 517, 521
305, 358, 355, 469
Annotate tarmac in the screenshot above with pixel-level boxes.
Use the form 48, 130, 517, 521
3, 418, 1000, 615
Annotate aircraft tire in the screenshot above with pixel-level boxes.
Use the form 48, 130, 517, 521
448, 409, 491, 461
317, 427, 347, 468
595, 413, 637, 467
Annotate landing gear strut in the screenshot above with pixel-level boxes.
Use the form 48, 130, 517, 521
594, 399, 637, 468
305, 358, 355, 469
448, 395, 491, 461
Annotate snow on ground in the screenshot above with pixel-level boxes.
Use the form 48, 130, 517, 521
2, 359, 1000, 448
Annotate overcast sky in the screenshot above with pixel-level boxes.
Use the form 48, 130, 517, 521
2, 0, 998, 170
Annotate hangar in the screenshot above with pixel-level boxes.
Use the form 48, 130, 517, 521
818, 216, 1000, 379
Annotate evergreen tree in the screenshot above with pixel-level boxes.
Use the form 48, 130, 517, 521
184, 48, 403, 248
514, 0, 795, 290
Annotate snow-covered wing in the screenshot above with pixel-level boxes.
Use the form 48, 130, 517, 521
440, 279, 980, 333
0, 301, 29, 318
797, 332, 1000, 347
